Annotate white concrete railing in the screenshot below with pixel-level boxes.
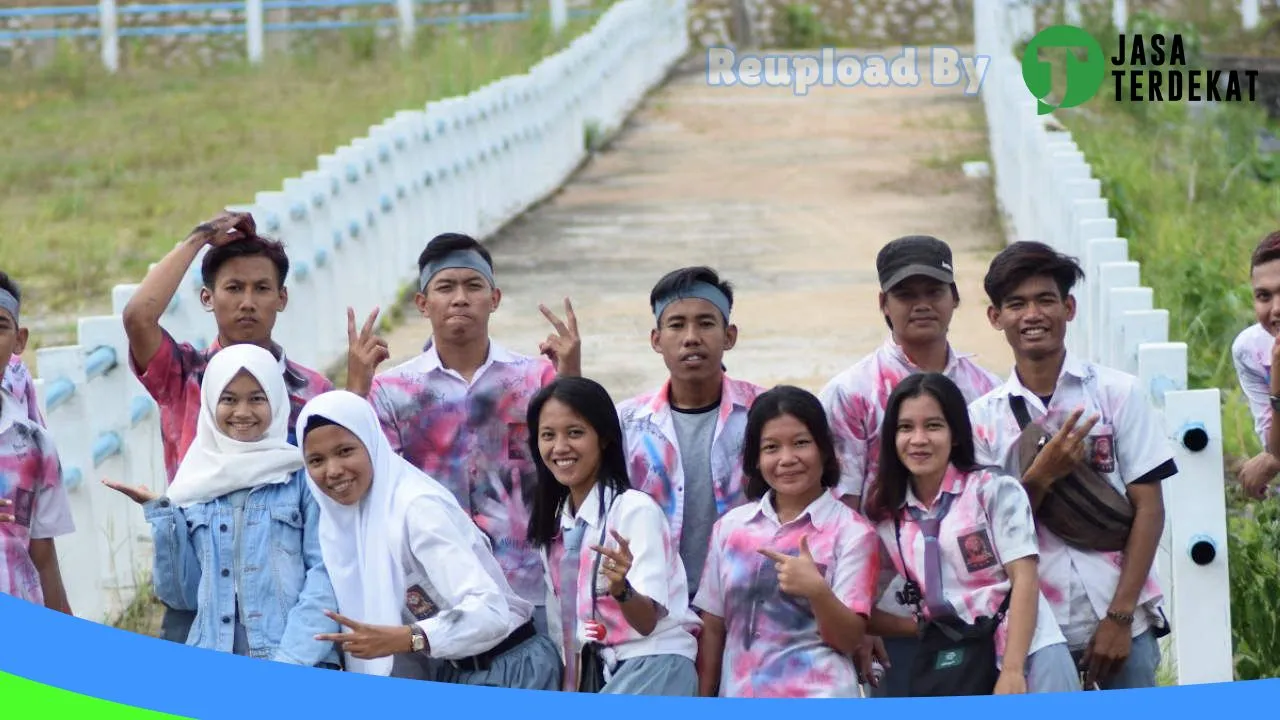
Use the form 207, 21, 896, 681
976, 1, 1232, 686
30, 0, 690, 626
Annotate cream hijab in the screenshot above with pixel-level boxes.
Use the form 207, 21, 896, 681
296, 390, 464, 676
166, 344, 303, 508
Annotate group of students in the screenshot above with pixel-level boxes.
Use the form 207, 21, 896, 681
10, 208, 1264, 697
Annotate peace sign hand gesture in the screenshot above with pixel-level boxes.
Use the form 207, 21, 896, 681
315, 610, 413, 660
1024, 407, 1100, 492
590, 530, 634, 597
538, 298, 581, 378
345, 307, 389, 397
759, 536, 828, 600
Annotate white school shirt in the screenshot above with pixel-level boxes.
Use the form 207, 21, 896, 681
542, 486, 701, 670
1231, 322, 1273, 447
398, 492, 535, 660
967, 353, 1176, 648
875, 466, 1066, 663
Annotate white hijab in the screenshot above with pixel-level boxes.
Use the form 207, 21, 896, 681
166, 344, 303, 508
296, 390, 462, 677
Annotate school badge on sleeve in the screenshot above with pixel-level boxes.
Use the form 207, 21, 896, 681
404, 585, 438, 621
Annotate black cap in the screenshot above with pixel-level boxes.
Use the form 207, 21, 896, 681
876, 235, 955, 291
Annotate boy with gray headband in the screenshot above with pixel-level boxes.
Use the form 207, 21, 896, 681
0, 271, 75, 616
617, 266, 764, 599
345, 233, 581, 672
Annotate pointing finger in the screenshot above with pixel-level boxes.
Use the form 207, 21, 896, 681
758, 548, 789, 563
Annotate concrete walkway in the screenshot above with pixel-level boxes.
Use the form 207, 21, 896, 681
379, 51, 1013, 399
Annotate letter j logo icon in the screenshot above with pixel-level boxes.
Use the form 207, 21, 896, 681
1021, 25, 1106, 115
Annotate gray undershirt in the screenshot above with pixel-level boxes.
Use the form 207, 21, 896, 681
671, 401, 719, 596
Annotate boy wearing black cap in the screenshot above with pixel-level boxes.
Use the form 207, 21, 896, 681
818, 235, 1001, 697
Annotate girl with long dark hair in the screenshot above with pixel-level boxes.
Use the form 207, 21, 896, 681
693, 385, 879, 698
864, 373, 1077, 694
526, 376, 700, 695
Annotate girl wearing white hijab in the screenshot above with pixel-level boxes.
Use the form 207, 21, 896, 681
105, 344, 340, 667
298, 390, 562, 688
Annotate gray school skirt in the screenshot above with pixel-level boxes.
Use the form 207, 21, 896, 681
601, 654, 698, 696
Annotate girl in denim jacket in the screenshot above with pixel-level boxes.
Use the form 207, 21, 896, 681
106, 344, 340, 667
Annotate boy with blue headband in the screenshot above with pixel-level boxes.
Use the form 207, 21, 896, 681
345, 233, 581, 656
0, 271, 74, 615
617, 266, 763, 600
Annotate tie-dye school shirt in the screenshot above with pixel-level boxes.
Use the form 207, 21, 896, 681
873, 465, 1066, 665
819, 336, 1001, 509
370, 341, 554, 607
1231, 322, 1274, 447
968, 353, 1176, 649
130, 329, 333, 482
0, 390, 74, 606
544, 486, 699, 689
617, 375, 763, 549
3, 357, 45, 426
692, 489, 879, 699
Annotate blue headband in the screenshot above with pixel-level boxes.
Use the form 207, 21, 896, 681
419, 249, 495, 291
0, 288, 18, 325
653, 281, 731, 324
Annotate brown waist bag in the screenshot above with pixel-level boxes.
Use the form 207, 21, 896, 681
1010, 396, 1133, 553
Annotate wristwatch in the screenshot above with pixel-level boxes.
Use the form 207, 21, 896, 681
611, 579, 635, 602
409, 625, 427, 653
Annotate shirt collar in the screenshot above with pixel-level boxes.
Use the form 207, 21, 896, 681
993, 350, 1088, 400
751, 488, 842, 531
880, 334, 971, 375
902, 464, 969, 513
0, 387, 22, 436
638, 373, 751, 421
208, 338, 290, 376
559, 483, 618, 530
421, 339, 515, 375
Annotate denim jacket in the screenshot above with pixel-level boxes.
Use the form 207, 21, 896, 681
143, 469, 341, 666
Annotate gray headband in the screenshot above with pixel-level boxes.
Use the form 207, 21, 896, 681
653, 281, 731, 324
0, 288, 19, 325
418, 249, 495, 291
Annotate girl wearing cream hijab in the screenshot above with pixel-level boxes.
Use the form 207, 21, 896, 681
297, 390, 561, 688
105, 344, 340, 667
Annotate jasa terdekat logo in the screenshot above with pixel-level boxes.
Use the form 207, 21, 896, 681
1022, 25, 1260, 115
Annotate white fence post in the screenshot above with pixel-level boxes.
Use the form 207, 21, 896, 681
99, 0, 119, 73
1241, 0, 1260, 30
1112, 0, 1127, 30
396, 0, 415, 50
550, 0, 568, 35
246, 0, 265, 64
1163, 386, 1234, 684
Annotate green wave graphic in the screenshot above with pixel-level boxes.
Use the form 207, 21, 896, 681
0, 671, 192, 718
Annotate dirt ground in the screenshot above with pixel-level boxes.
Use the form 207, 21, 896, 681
378, 50, 1013, 398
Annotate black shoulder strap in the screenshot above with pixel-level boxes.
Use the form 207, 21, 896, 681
1009, 395, 1033, 430
892, 513, 924, 617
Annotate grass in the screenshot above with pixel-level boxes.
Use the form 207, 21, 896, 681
1043, 10, 1280, 680
0, 6, 608, 349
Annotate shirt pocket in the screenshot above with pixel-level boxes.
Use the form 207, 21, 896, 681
950, 523, 1002, 580
268, 503, 305, 558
